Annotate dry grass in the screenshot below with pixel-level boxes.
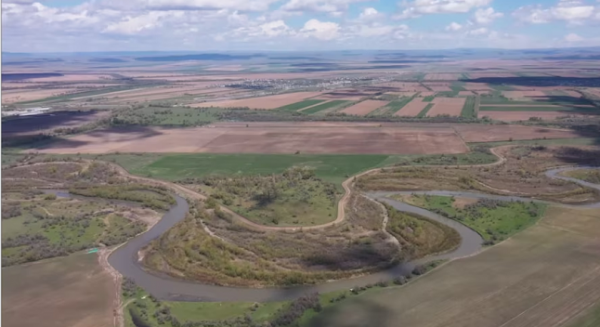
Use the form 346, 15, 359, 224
1, 253, 114, 327
305, 206, 600, 327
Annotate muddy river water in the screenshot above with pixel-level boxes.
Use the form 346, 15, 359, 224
105, 166, 599, 302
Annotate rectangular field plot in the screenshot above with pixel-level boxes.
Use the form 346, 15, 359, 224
341, 100, 389, 116
460, 96, 477, 118
426, 97, 466, 117
479, 111, 595, 121
393, 98, 427, 117
480, 106, 598, 112
302, 100, 349, 114
190, 91, 322, 109
32, 125, 470, 155
277, 99, 325, 111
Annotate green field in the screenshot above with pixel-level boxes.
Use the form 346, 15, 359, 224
125, 288, 288, 327
302, 100, 349, 114
422, 95, 435, 102
384, 97, 414, 115
460, 96, 476, 118
479, 106, 598, 112
110, 107, 220, 126
398, 194, 546, 243
277, 99, 325, 111
416, 103, 434, 118
125, 153, 389, 184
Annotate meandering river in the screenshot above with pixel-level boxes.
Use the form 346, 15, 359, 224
105, 166, 599, 302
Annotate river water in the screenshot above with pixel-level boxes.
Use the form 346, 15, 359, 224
101, 166, 600, 302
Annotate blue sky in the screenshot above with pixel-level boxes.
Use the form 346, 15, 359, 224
2, 0, 600, 52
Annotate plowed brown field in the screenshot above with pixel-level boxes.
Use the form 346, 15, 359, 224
341, 100, 389, 115
32, 124, 470, 155
394, 98, 428, 117
190, 92, 323, 109
426, 97, 466, 117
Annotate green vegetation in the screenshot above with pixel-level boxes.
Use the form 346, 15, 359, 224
562, 168, 600, 184
460, 96, 477, 118
416, 103, 434, 118
488, 84, 514, 91
15, 86, 145, 105
144, 205, 399, 287
480, 92, 594, 106
460, 73, 470, 80
422, 95, 435, 102
1, 194, 146, 266
277, 99, 325, 111
123, 153, 388, 184
302, 100, 349, 114
124, 281, 288, 327
402, 195, 546, 244
384, 97, 414, 114
381, 145, 497, 167
468, 137, 598, 148
68, 184, 175, 210
193, 167, 341, 226
450, 82, 466, 94
110, 106, 220, 126
480, 106, 597, 112
385, 205, 460, 258
567, 302, 600, 327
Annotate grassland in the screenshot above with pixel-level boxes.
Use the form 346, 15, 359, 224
416, 103, 434, 118
121, 153, 389, 184
68, 183, 175, 210
193, 167, 342, 226
386, 205, 461, 257
302, 100, 349, 114
1, 192, 150, 266
2, 252, 114, 327
110, 106, 220, 126
562, 168, 600, 184
567, 303, 600, 327
357, 145, 600, 204
125, 285, 288, 327
460, 96, 476, 118
381, 97, 414, 115
278, 99, 325, 111
394, 194, 546, 243
480, 106, 598, 112
303, 206, 600, 327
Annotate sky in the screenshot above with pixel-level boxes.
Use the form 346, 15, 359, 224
2, 0, 600, 52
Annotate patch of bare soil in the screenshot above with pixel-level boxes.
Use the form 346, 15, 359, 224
31, 125, 470, 155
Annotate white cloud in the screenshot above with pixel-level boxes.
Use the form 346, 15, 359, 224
358, 7, 384, 21
281, 0, 371, 13
467, 27, 488, 35
445, 22, 463, 31
103, 11, 175, 35
473, 7, 503, 24
513, 0, 596, 24
396, 0, 492, 19
565, 32, 584, 42
300, 19, 340, 40
99, 0, 279, 12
